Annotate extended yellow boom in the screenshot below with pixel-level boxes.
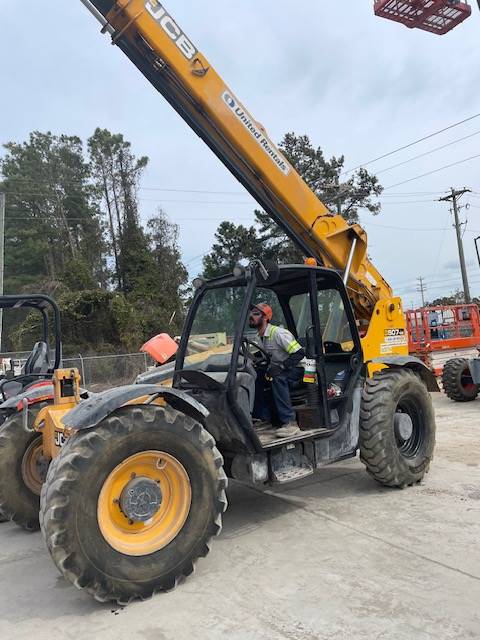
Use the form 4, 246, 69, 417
81, 0, 406, 360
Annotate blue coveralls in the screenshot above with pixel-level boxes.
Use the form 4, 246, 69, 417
252, 324, 303, 425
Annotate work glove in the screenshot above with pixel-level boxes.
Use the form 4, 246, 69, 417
266, 362, 284, 378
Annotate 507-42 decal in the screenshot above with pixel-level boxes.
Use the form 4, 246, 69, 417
384, 328, 406, 338
380, 328, 408, 354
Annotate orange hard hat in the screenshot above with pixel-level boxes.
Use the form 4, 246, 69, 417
252, 302, 273, 321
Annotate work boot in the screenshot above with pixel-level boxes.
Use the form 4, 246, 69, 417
276, 421, 301, 438
252, 419, 273, 431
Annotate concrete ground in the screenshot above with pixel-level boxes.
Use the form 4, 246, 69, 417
0, 394, 479, 640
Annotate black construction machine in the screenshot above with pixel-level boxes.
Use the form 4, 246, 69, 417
0, 294, 61, 527
0, 295, 61, 417
12, 0, 438, 602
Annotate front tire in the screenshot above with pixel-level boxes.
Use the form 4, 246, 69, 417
442, 358, 479, 402
40, 405, 227, 604
360, 369, 436, 488
0, 407, 49, 531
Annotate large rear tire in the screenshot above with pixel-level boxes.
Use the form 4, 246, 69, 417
40, 405, 227, 604
0, 407, 49, 531
360, 369, 436, 488
441, 358, 479, 402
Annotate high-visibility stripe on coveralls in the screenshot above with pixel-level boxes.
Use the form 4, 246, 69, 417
262, 324, 302, 365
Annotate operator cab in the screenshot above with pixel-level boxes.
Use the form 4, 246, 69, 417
0, 295, 62, 401
174, 263, 363, 455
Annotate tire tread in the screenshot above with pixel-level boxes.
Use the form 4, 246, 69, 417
40, 406, 227, 604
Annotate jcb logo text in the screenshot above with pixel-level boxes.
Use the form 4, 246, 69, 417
145, 1, 197, 60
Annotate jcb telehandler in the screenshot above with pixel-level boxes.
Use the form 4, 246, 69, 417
13, 0, 438, 603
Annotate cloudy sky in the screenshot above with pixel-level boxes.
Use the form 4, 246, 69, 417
1, 1, 480, 307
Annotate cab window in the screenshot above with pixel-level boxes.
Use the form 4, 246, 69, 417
184, 285, 245, 365
289, 289, 354, 354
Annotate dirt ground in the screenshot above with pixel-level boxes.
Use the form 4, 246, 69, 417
0, 393, 479, 640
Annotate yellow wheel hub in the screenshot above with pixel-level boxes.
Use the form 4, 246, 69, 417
21, 438, 47, 495
98, 451, 192, 556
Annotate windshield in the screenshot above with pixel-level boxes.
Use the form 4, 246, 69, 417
182, 285, 247, 368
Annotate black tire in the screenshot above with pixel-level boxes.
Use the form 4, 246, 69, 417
360, 369, 436, 488
0, 406, 49, 531
441, 358, 479, 402
40, 405, 227, 604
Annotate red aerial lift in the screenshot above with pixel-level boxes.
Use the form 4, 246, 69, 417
407, 304, 480, 375
374, 0, 473, 34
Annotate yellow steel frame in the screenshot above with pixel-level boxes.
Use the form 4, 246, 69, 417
34, 369, 81, 459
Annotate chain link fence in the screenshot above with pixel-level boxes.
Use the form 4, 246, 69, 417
0, 351, 155, 391
63, 353, 155, 391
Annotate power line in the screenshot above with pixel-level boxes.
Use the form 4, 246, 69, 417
384, 154, 480, 190
392, 263, 480, 287
1, 192, 439, 206
380, 191, 445, 196
4, 216, 257, 222
342, 112, 480, 175
377, 199, 437, 204
367, 222, 480, 232
3, 193, 254, 205
426, 274, 479, 287
397, 273, 480, 290
4, 180, 249, 197
393, 271, 480, 288
398, 278, 480, 295
139, 198, 252, 205
184, 251, 209, 265
0, 181, 450, 199
374, 129, 480, 176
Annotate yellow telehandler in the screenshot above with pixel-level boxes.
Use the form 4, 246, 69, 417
10, 0, 439, 603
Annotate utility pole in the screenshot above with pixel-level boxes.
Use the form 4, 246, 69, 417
439, 188, 471, 303
0, 192, 4, 352
417, 276, 427, 307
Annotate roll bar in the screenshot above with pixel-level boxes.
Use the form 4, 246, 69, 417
0, 294, 62, 371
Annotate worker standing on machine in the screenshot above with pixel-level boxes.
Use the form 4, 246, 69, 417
249, 303, 306, 438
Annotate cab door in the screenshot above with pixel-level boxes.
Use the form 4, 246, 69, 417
289, 270, 363, 428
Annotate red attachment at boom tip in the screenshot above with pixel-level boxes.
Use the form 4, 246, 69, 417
374, 0, 472, 35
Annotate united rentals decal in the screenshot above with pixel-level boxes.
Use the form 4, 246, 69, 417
222, 92, 291, 176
